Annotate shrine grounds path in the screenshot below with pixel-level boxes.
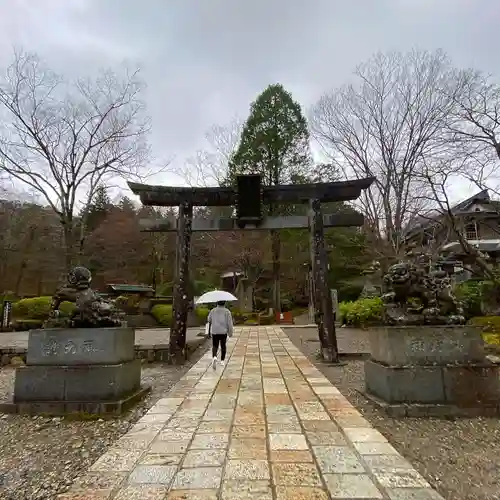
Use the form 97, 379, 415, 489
290, 327, 500, 500
58, 326, 443, 500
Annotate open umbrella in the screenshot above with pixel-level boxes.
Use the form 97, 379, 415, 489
195, 290, 238, 304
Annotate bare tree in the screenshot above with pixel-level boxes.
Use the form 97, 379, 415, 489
180, 118, 242, 187
310, 49, 463, 262
444, 70, 500, 194
447, 71, 500, 160
0, 49, 151, 270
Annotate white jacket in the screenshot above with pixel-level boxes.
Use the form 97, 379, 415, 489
208, 306, 234, 336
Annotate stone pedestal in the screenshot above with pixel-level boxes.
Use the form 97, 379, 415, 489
363, 326, 500, 417
0, 327, 149, 416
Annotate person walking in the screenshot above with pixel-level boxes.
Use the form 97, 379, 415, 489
207, 300, 234, 369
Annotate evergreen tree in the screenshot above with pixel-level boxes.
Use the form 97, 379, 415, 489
230, 84, 312, 312
118, 196, 136, 213
85, 185, 112, 232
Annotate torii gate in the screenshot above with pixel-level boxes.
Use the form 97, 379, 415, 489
128, 175, 374, 363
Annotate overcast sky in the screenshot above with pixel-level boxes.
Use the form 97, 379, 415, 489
0, 0, 498, 188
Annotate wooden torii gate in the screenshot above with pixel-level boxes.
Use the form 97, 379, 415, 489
128, 175, 374, 363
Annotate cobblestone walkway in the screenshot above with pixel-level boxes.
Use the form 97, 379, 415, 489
58, 327, 443, 499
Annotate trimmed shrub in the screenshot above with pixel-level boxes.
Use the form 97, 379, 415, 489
230, 309, 259, 325
12, 296, 75, 320
195, 306, 210, 324
244, 319, 259, 325
478, 280, 500, 315
337, 283, 364, 303
151, 297, 173, 306
469, 316, 500, 345
455, 280, 483, 318
157, 282, 174, 296
339, 297, 384, 327
113, 294, 143, 314
151, 304, 173, 327
483, 333, 500, 346
192, 280, 214, 296
254, 296, 270, 312
11, 319, 44, 331
258, 312, 274, 325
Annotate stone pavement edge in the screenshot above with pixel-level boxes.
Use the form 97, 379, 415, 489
57, 326, 444, 500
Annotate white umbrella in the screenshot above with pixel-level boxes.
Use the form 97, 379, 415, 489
195, 290, 238, 304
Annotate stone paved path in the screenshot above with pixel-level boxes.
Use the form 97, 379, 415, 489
58, 327, 443, 499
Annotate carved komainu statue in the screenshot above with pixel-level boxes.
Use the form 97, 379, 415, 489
44, 266, 124, 328
381, 253, 465, 326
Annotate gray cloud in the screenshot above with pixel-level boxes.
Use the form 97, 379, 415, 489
0, 0, 498, 184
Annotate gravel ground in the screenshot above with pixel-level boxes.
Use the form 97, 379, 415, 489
0, 340, 209, 500
287, 327, 500, 500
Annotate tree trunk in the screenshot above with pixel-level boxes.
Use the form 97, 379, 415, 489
271, 229, 281, 314
170, 203, 193, 363
37, 273, 43, 296
62, 219, 75, 272
14, 226, 36, 295
78, 219, 87, 262
14, 261, 27, 296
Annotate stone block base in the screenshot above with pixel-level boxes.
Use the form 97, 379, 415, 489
360, 390, 500, 418
13, 359, 141, 402
364, 359, 500, 406
369, 325, 485, 366
0, 337, 208, 366
0, 385, 151, 417
27, 327, 135, 366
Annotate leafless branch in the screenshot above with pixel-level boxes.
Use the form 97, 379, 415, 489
446, 70, 500, 160
0, 49, 151, 268
310, 49, 462, 259
177, 118, 242, 187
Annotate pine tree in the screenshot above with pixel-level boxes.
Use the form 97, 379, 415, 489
230, 84, 312, 313
118, 196, 136, 213
85, 185, 112, 232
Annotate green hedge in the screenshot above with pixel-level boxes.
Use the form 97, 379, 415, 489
469, 316, 500, 346
114, 294, 141, 310
11, 319, 44, 331
231, 310, 259, 325
259, 313, 274, 325
12, 296, 75, 320
195, 306, 210, 324
339, 297, 383, 327
455, 280, 483, 318
151, 304, 211, 327
157, 282, 174, 296
151, 304, 173, 326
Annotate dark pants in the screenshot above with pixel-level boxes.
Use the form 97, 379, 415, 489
212, 334, 227, 361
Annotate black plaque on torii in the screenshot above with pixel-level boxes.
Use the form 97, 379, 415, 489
128, 175, 374, 364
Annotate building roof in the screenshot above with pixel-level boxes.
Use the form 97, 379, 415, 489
441, 239, 500, 253
405, 189, 499, 237
107, 284, 155, 294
